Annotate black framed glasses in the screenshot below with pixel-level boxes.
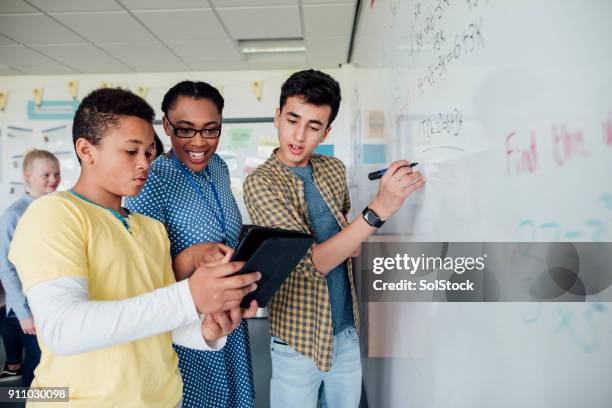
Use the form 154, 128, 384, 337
165, 116, 221, 139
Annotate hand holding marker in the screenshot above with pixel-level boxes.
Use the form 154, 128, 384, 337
367, 160, 425, 222
368, 163, 419, 181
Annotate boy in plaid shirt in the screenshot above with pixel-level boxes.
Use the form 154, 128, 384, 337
244, 70, 425, 407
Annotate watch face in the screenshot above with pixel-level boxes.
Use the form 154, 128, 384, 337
363, 207, 382, 227
365, 211, 377, 224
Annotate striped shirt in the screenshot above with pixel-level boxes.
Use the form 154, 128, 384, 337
243, 150, 360, 371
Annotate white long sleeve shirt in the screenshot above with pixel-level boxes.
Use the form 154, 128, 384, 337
26, 276, 226, 355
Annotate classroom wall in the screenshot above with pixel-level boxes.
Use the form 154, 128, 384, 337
0, 65, 358, 213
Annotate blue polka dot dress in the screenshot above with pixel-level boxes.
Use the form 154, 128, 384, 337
125, 153, 255, 408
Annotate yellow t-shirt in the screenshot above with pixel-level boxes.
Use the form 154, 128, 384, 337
9, 191, 182, 407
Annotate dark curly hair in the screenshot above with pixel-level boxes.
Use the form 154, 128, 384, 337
72, 88, 155, 153
279, 69, 342, 126
161, 81, 224, 116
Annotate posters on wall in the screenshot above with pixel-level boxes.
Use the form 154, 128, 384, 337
228, 128, 255, 149
367, 110, 385, 139
216, 124, 277, 222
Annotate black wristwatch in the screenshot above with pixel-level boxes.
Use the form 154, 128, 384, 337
362, 207, 385, 228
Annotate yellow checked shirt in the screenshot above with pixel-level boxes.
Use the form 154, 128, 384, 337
243, 149, 360, 372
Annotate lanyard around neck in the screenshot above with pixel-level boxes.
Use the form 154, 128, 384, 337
69, 190, 131, 232
170, 150, 227, 243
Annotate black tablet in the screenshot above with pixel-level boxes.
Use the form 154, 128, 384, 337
232, 225, 312, 262
231, 226, 314, 308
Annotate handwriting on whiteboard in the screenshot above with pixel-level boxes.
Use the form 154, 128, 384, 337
523, 303, 606, 353
420, 109, 463, 139
417, 19, 485, 96
518, 195, 612, 241
518, 219, 608, 242
505, 117, 611, 177
552, 124, 589, 166
409, 0, 489, 97
506, 131, 538, 176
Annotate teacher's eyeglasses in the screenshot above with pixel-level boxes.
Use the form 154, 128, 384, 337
165, 117, 221, 139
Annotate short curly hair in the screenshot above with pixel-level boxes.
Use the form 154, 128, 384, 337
72, 88, 155, 152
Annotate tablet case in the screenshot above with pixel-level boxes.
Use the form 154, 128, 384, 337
232, 226, 314, 308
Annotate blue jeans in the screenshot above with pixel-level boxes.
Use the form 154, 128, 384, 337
270, 326, 362, 408
2, 310, 41, 387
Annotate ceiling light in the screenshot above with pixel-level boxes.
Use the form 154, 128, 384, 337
242, 46, 305, 54
238, 39, 306, 55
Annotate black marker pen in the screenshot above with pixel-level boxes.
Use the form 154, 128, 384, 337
368, 163, 419, 181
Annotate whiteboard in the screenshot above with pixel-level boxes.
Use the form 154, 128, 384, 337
349, 1, 612, 407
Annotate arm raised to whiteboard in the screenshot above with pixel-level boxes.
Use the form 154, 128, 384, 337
311, 160, 425, 275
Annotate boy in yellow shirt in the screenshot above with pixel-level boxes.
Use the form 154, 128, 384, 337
9, 88, 259, 407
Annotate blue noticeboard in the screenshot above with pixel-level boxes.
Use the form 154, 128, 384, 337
314, 144, 335, 156
362, 144, 387, 164
27, 100, 80, 120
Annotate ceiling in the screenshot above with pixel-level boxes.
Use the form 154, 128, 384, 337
0, 0, 358, 75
